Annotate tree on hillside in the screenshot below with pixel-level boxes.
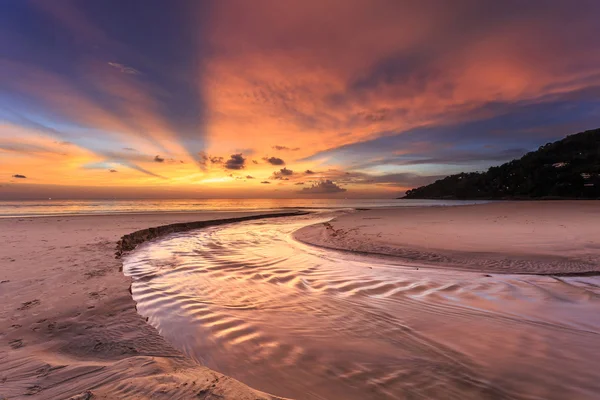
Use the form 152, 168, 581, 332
403, 128, 600, 200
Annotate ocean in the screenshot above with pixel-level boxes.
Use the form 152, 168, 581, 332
0, 198, 486, 217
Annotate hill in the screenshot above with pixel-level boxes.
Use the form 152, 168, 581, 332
402, 128, 600, 200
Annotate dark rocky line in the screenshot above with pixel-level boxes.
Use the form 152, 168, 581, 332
115, 211, 309, 258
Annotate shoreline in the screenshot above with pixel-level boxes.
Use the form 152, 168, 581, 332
115, 211, 308, 256
3, 201, 599, 398
0, 199, 487, 220
293, 201, 600, 275
0, 209, 310, 220
1, 211, 293, 400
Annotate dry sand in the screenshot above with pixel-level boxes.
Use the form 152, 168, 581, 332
0, 212, 288, 400
294, 201, 600, 274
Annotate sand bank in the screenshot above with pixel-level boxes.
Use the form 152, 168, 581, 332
294, 201, 600, 274
124, 211, 600, 399
0, 211, 291, 400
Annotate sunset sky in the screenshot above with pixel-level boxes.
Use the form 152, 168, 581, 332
1, 0, 600, 199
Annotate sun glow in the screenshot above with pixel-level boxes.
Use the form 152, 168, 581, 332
199, 177, 235, 184
2, 1, 600, 199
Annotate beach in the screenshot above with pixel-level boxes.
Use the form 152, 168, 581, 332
295, 201, 600, 274
2, 201, 600, 399
0, 211, 288, 400
5, 0, 599, 398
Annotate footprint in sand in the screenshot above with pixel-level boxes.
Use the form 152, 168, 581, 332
17, 299, 40, 310
25, 385, 42, 395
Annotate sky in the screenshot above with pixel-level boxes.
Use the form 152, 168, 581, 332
1, 0, 599, 199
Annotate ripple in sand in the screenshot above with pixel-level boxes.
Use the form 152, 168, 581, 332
124, 213, 600, 400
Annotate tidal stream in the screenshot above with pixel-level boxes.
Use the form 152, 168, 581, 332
123, 212, 600, 399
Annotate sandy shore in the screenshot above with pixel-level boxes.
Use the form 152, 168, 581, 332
294, 201, 600, 274
0, 212, 289, 400
3, 202, 599, 399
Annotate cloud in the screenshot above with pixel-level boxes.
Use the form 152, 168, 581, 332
12, 174, 27, 179
109, 169, 118, 173
246, 175, 255, 179
82, 161, 113, 170
4, 1, 600, 198
224, 153, 246, 170
123, 163, 168, 179
264, 156, 285, 165
123, 147, 136, 151
78, 149, 169, 179
3, 1, 212, 161
0, 142, 63, 155
198, 152, 225, 167
301, 91, 600, 175
295, 182, 305, 185
107, 62, 140, 75
81, 160, 166, 179
350, 172, 445, 188
297, 168, 444, 189
235, 148, 256, 156
299, 180, 346, 194
368, 148, 529, 168
272, 167, 294, 179
272, 145, 300, 151
154, 155, 165, 163
100, 150, 152, 164
204, 0, 600, 171
363, 109, 389, 123
260, 180, 271, 184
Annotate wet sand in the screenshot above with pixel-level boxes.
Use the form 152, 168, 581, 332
294, 201, 600, 274
125, 207, 600, 400
2, 202, 600, 399
0, 212, 288, 400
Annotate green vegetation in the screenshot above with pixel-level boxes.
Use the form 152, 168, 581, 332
403, 128, 600, 200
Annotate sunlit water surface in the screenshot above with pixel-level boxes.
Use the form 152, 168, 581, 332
0, 198, 483, 217
124, 212, 600, 400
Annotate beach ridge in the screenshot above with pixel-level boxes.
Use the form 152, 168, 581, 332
293, 202, 600, 275
116, 211, 308, 257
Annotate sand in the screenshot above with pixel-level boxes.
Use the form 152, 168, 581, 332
124, 210, 600, 399
0, 211, 289, 400
3, 202, 599, 399
294, 201, 600, 274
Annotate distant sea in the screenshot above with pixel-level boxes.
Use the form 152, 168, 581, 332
0, 198, 487, 218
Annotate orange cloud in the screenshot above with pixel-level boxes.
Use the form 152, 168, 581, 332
202, 0, 600, 157
2, 1, 599, 198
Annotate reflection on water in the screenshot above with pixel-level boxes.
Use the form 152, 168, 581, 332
124, 213, 600, 400
0, 198, 486, 217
